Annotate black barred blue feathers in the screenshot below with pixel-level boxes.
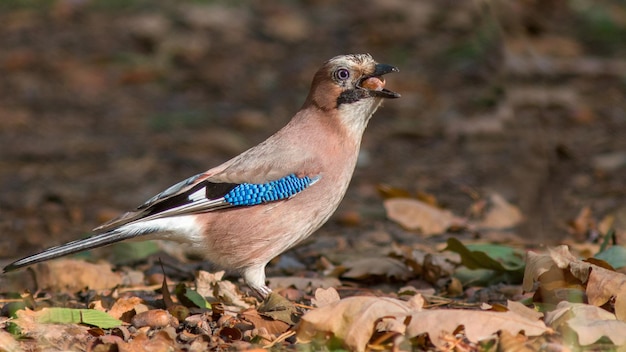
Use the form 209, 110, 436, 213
224, 174, 319, 206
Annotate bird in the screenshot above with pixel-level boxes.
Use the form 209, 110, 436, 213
3, 54, 400, 299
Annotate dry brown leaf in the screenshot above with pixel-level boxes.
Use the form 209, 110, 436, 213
215, 280, 250, 309
522, 250, 556, 291
567, 206, 595, 240
497, 330, 534, 352
546, 301, 626, 346
297, 295, 544, 351
523, 246, 586, 291
14, 309, 90, 350
311, 287, 341, 308
117, 331, 175, 352
524, 245, 626, 320
93, 335, 125, 351
568, 316, 626, 346
384, 198, 456, 236
506, 300, 544, 321
0, 329, 21, 352
586, 267, 626, 321
89, 300, 107, 312
376, 184, 413, 200
478, 193, 524, 230
405, 308, 547, 348
523, 246, 626, 321
107, 296, 144, 321
296, 295, 423, 352
131, 310, 177, 329
194, 270, 225, 297
240, 309, 291, 336
267, 277, 341, 292
341, 257, 412, 280
375, 316, 407, 336
32, 259, 122, 291
195, 270, 250, 309
256, 292, 299, 326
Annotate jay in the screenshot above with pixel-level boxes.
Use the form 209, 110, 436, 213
3, 54, 400, 298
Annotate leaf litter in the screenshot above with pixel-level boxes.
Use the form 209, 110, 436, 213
2, 1, 626, 351
4, 192, 626, 351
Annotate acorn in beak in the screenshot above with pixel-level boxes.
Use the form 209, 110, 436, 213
357, 63, 400, 99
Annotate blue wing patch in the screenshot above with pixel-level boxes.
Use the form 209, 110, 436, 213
123, 173, 320, 224
224, 174, 320, 206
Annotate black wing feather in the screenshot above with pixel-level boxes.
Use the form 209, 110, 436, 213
144, 180, 238, 216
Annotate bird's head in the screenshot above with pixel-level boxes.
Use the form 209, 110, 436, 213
304, 54, 400, 115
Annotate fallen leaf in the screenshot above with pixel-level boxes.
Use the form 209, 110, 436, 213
195, 270, 225, 297
240, 309, 291, 336
506, 300, 544, 321
297, 295, 422, 352
14, 309, 91, 349
195, 270, 250, 309
384, 198, 457, 236
131, 310, 177, 329
477, 193, 524, 229
405, 307, 547, 348
445, 238, 525, 285
311, 287, 341, 308
586, 267, 626, 321
30, 259, 122, 292
0, 329, 21, 352
524, 245, 626, 320
267, 276, 341, 292
107, 296, 143, 321
446, 238, 525, 272
297, 295, 545, 351
37, 308, 122, 329
177, 285, 211, 309
117, 331, 176, 352
595, 246, 626, 270
257, 292, 299, 326
497, 330, 534, 352
341, 257, 412, 280
567, 206, 595, 240
522, 250, 561, 292
546, 301, 626, 346
376, 184, 412, 199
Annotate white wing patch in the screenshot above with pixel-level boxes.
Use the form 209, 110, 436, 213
188, 187, 208, 202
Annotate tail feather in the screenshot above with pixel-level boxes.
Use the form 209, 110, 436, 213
3, 230, 141, 273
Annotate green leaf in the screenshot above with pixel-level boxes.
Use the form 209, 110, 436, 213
184, 289, 212, 309
595, 245, 626, 269
175, 284, 211, 309
444, 238, 526, 285
38, 308, 122, 329
453, 267, 510, 287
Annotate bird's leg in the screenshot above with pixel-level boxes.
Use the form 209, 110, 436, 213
244, 264, 299, 320
242, 264, 272, 299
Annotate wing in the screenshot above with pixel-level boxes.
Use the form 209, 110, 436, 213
94, 173, 320, 233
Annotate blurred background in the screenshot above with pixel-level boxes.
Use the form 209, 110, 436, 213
1, 0, 625, 262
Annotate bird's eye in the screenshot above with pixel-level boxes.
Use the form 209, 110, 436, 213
334, 68, 350, 81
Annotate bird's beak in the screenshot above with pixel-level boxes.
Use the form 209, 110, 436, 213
357, 63, 401, 99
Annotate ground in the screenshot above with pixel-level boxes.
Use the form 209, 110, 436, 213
1, 0, 626, 350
